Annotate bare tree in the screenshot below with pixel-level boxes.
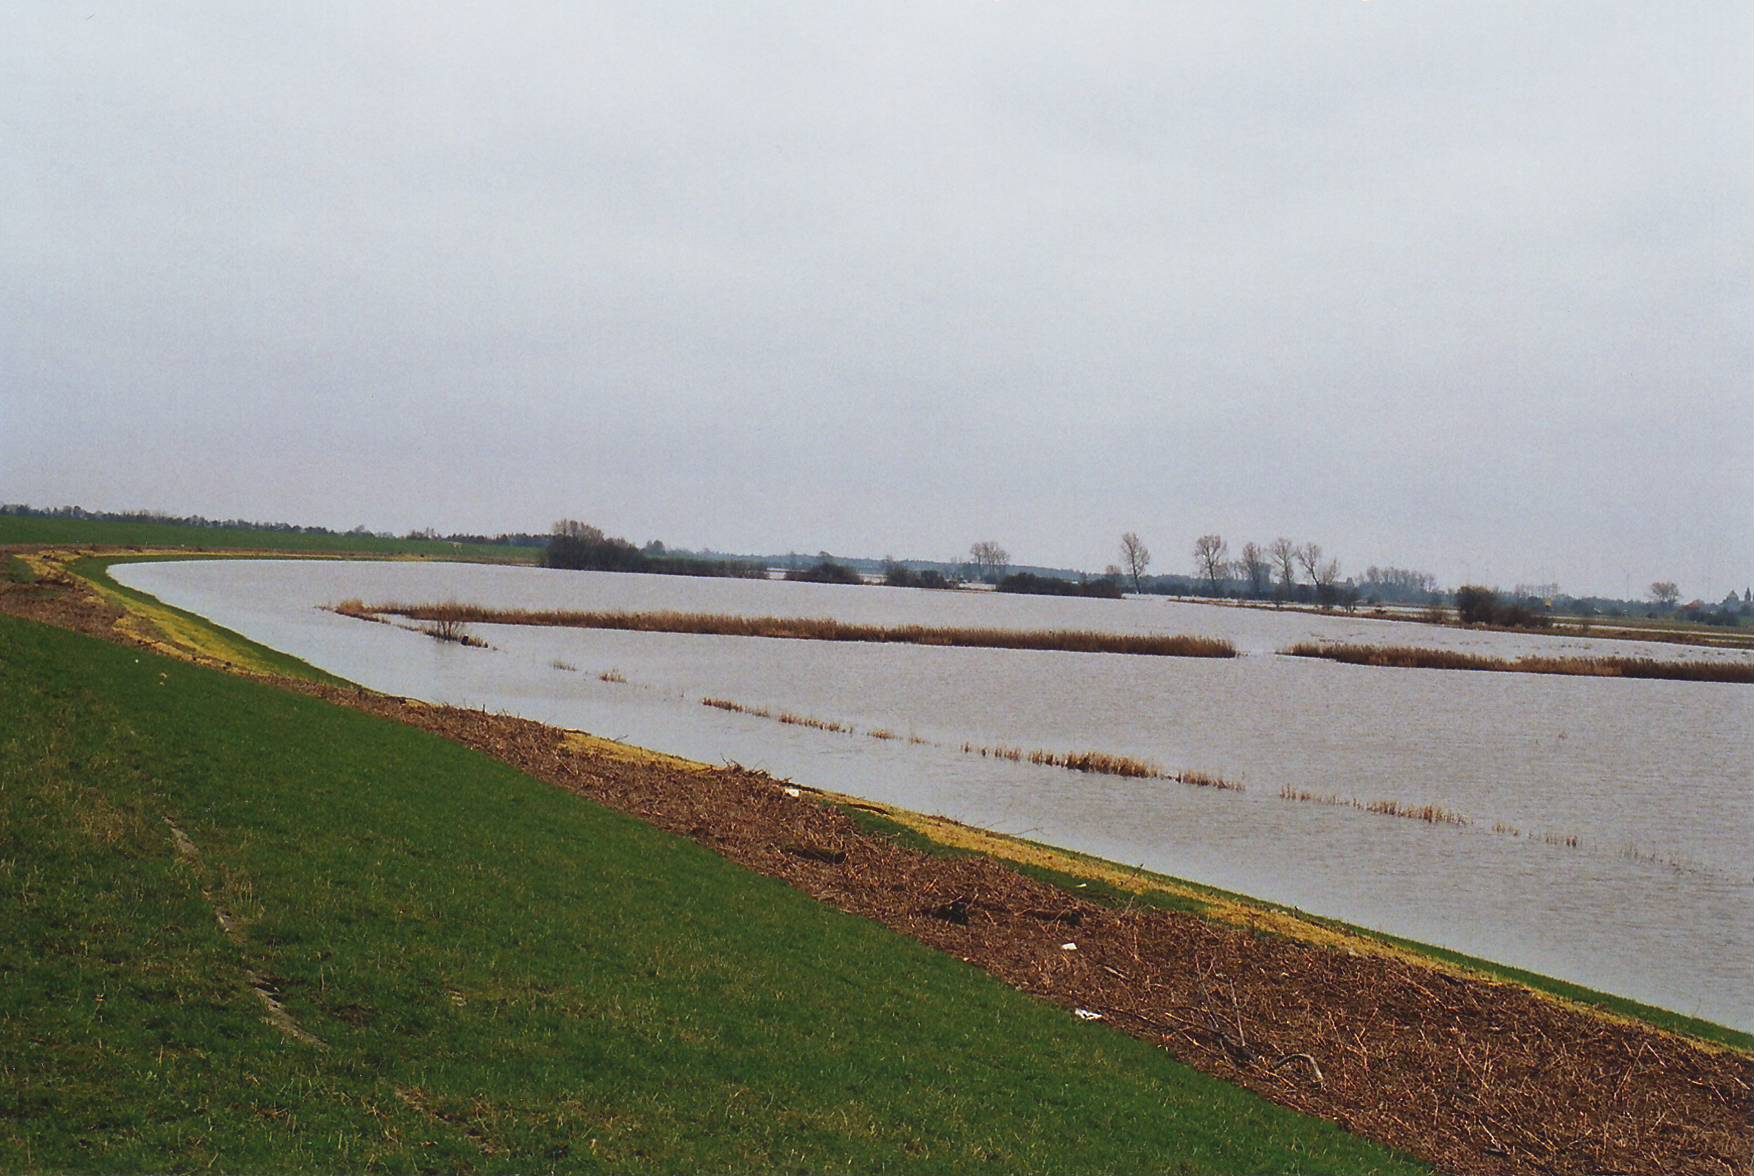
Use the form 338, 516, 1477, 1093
1295, 541, 1324, 585
1269, 537, 1298, 594
1193, 533, 1229, 596
1119, 531, 1151, 593
968, 540, 1011, 583
1312, 556, 1343, 607
1238, 542, 1270, 598
1649, 580, 1680, 608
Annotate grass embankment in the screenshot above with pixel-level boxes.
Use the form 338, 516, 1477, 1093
1284, 642, 1752, 684
0, 514, 539, 562
0, 613, 1412, 1174
63, 555, 349, 686
333, 601, 1239, 658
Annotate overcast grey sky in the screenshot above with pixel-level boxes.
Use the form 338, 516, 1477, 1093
4, 3, 1750, 597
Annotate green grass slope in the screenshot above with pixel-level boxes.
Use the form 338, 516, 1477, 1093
0, 614, 1420, 1174
0, 514, 537, 561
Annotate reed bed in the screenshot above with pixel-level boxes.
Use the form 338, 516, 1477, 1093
332, 600, 1237, 659
961, 741, 1243, 790
701, 697, 852, 733
1279, 785, 1468, 827
777, 711, 853, 734
702, 697, 769, 718
1283, 642, 1752, 683
1364, 798, 1468, 826
1177, 770, 1243, 792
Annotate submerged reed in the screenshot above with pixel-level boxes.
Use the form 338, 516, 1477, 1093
961, 741, 1242, 789
1278, 785, 1467, 826
777, 711, 853, 734
702, 697, 769, 718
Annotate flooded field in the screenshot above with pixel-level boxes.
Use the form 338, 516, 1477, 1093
114, 558, 1754, 1029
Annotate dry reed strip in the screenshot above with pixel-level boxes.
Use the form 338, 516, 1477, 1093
332, 600, 1237, 659
1286, 790, 1704, 873
963, 742, 1244, 790
777, 711, 853, 734
1279, 785, 1468, 827
703, 697, 853, 734
702, 696, 769, 718
1283, 642, 1752, 684
697, 691, 1243, 790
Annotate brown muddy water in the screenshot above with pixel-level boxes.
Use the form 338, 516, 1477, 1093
113, 559, 1754, 1030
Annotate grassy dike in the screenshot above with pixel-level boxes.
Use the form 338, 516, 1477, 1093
0, 515, 539, 562
0, 613, 1420, 1174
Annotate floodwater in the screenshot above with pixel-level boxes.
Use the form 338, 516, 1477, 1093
113, 559, 1754, 1030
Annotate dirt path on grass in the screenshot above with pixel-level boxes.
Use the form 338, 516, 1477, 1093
3, 554, 1750, 1175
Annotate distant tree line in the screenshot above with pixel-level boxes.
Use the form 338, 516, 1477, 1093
784, 559, 864, 585
995, 571, 1123, 599
544, 520, 765, 578
881, 560, 959, 590
1, 503, 549, 547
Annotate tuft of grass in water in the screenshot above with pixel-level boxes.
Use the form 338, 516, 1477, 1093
549, 659, 578, 672
960, 741, 1242, 790
702, 696, 769, 718
1177, 769, 1244, 792
1279, 785, 1467, 827
776, 711, 853, 734
334, 601, 1239, 658
1283, 642, 1752, 684
1030, 748, 1164, 778
596, 668, 624, 682
1364, 798, 1468, 826
0, 612, 1420, 1174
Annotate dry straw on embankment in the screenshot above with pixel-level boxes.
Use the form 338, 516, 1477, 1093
331, 600, 1237, 659
1283, 642, 1752, 684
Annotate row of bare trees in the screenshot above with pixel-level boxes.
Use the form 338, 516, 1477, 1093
1190, 534, 1342, 601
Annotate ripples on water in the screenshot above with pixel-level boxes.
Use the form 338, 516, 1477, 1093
113, 559, 1754, 1029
